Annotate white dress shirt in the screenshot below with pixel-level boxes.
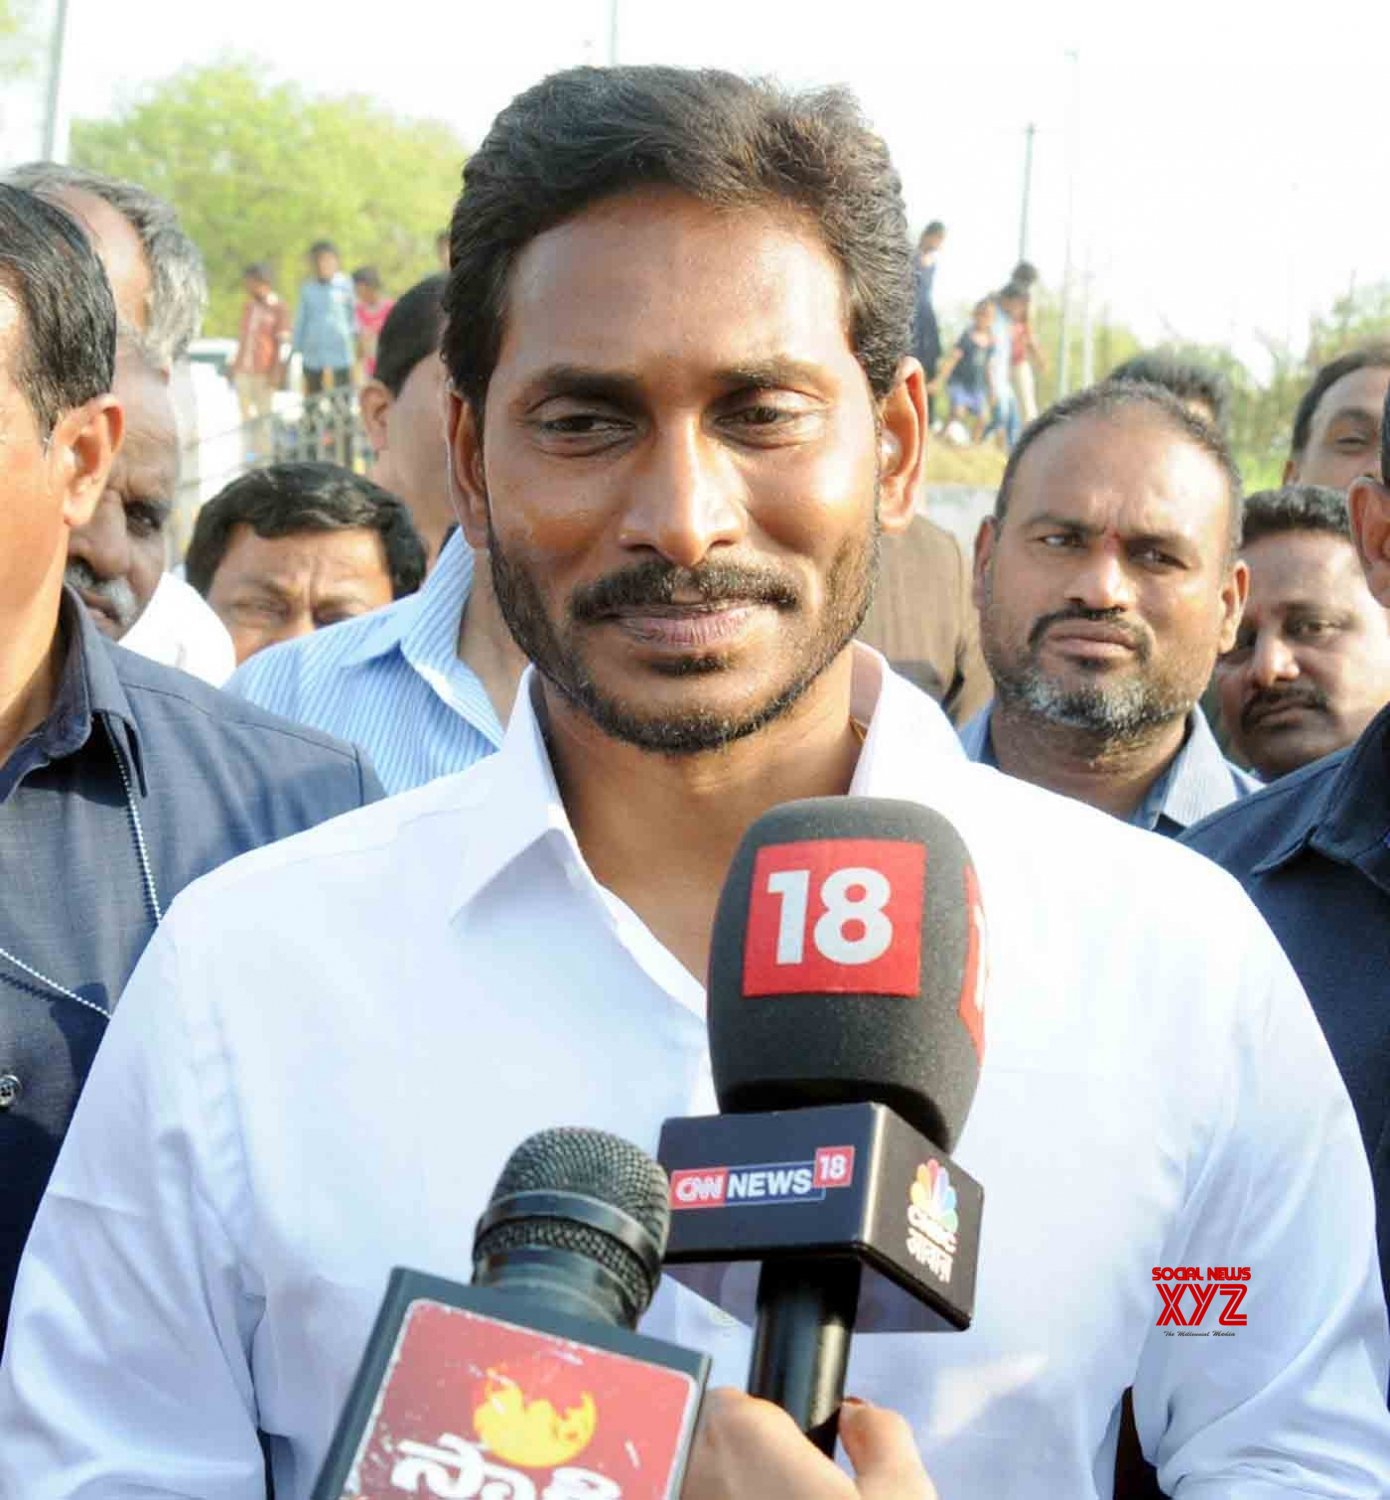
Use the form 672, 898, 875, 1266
120, 571, 237, 686
2, 649, 1386, 1499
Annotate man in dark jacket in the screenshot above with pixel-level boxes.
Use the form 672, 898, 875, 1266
1183, 383, 1390, 1323
0, 185, 382, 1331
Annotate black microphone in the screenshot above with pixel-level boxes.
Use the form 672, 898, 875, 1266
659, 797, 986, 1455
312, 1128, 709, 1500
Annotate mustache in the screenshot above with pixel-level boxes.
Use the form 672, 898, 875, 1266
1241, 683, 1329, 731
65, 559, 140, 629
570, 559, 801, 621
1027, 606, 1151, 657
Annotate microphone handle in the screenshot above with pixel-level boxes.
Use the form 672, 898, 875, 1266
747, 1255, 863, 1455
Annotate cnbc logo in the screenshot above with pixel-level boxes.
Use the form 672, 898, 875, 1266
906, 1159, 959, 1284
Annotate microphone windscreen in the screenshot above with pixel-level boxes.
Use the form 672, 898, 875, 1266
707, 797, 985, 1150
473, 1127, 671, 1325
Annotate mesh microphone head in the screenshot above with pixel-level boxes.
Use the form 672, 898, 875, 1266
472, 1128, 671, 1327
707, 797, 985, 1150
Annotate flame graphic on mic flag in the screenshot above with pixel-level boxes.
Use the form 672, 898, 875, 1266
473, 1369, 598, 1469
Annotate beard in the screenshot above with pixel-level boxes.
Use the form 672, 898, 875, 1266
64, 558, 141, 635
980, 589, 1196, 741
487, 509, 881, 756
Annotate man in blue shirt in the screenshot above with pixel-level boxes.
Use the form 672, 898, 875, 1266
0, 186, 382, 1329
231, 274, 528, 793
963, 381, 1256, 835
1184, 386, 1390, 1319
292, 240, 357, 394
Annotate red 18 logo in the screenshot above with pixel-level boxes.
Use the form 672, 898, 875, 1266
742, 839, 926, 997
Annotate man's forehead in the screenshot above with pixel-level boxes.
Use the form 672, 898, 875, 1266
50, 187, 150, 333
496, 189, 853, 377
1010, 409, 1231, 525
1243, 529, 1357, 592
1310, 365, 1390, 435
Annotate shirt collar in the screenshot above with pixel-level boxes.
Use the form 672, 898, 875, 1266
0, 591, 144, 802
335, 529, 473, 671
959, 703, 1250, 832
447, 645, 967, 918
1252, 700, 1390, 881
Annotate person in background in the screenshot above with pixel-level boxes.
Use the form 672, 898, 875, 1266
230, 261, 289, 457
1285, 341, 1390, 492
911, 220, 945, 417
1005, 283, 1043, 424
1107, 351, 1231, 433
66, 341, 235, 686
964, 381, 1256, 834
982, 285, 1020, 452
352, 265, 394, 378
186, 462, 426, 665
234, 276, 528, 793
1184, 386, 1390, 1323
857, 513, 991, 725
929, 297, 994, 443
0, 185, 380, 1333
292, 240, 356, 395
358, 274, 455, 565
1214, 484, 1390, 780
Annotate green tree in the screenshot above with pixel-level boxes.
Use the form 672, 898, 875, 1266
0, 0, 37, 79
70, 60, 465, 337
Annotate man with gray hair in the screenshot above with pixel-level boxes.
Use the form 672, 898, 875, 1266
4, 161, 206, 371
963, 381, 1257, 833
4, 162, 234, 666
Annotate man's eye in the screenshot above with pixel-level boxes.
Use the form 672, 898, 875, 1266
1135, 547, 1182, 569
1335, 434, 1373, 450
126, 504, 167, 539
538, 413, 623, 435
729, 404, 793, 425
1290, 618, 1337, 640
1037, 533, 1080, 548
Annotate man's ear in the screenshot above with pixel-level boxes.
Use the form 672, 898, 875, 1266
1350, 475, 1390, 606
446, 389, 490, 548
53, 395, 123, 531
1216, 557, 1250, 654
875, 358, 928, 537
971, 514, 997, 612
358, 380, 392, 454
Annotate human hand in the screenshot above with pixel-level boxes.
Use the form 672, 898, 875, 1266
681, 1388, 939, 1500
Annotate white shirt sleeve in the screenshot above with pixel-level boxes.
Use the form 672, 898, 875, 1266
1133, 910, 1390, 1496
0, 919, 268, 1499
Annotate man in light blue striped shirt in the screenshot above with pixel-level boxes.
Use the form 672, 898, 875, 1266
228, 529, 522, 793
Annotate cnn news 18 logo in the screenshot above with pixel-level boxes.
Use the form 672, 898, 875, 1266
1153, 1265, 1250, 1335
740, 837, 984, 1059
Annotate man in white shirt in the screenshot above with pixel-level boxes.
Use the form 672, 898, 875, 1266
1, 65, 1386, 1500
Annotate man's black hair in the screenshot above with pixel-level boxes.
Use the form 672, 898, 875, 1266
1240, 485, 1350, 547
1009, 261, 1039, 288
186, 462, 427, 599
1290, 341, 1390, 459
308, 239, 338, 258
921, 220, 945, 238
993, 381, 1244, 554
352, 265, 381, 290
374, 274, 446, 397
1106, 352, 1231, 433
0, 183, 115, 437
443, 65, 913, 418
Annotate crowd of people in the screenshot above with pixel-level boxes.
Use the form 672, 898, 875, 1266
0, 61, 1388, 1500
910, 223, 1044, 452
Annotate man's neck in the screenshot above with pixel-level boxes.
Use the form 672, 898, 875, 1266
455, 554, 528, 726
541, 652, 863, 981
0, 595, 65, 770
987, 699, 1188, 821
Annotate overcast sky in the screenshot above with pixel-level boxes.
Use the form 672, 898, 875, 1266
6, 0, 1389, 373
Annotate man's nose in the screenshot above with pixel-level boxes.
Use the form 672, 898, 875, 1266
616, 423, 746, 568
1066, 545, 1137, 613
67, 493, 131, 582
1249, 630, 1299, 689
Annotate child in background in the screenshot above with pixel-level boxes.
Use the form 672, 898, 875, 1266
353, 267, 395, 378
929, 298, 996, 444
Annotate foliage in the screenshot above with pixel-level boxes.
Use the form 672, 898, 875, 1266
0, 0, 36, 80
70, 60, 465, 337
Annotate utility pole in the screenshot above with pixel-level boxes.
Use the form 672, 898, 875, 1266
1018, 123, 1036, 266
40, 0, 72, 162
1055, 49, 1081, 398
